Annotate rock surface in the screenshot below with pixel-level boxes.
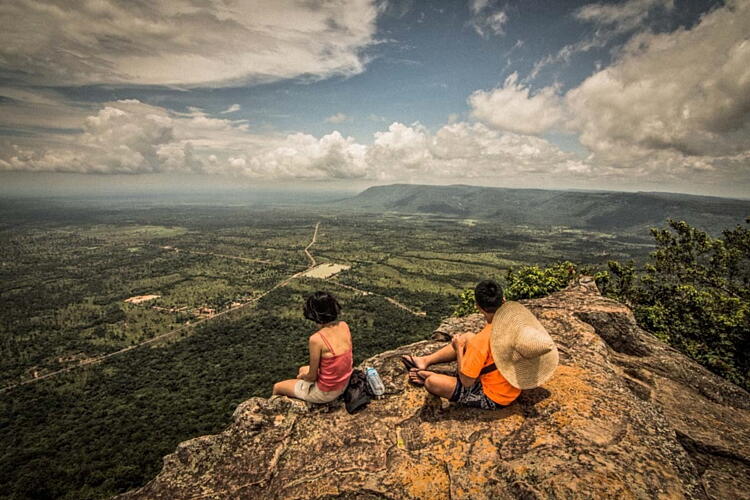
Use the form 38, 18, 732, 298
118, 277, 750, 500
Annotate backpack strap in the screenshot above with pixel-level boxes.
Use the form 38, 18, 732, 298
479, 363, 497, 376
318, 331, 336, 356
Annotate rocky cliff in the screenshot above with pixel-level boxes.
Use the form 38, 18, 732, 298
118, 277, 750, 499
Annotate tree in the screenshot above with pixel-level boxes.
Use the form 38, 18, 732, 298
452, 289, 478, 317
504, 261, 577, 301
598, 219, 750, 389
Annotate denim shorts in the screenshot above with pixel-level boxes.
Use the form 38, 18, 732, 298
449, 378, 506, 410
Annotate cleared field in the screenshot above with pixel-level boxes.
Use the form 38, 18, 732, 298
124, 295, 161, 304
300, 263, 351, 279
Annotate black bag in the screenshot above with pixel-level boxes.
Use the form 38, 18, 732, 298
343, 369, 372, 414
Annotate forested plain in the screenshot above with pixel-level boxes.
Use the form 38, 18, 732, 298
0, 197, 677, 499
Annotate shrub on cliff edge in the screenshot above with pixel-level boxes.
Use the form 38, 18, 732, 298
452, 261, 577, 317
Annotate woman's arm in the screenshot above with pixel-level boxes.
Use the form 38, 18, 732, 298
301, 335, 322, 382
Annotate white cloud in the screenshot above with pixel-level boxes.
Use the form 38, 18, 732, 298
566, 0, 750, 164
0, 87, 93, 131
216, 121, 586, 182
428, 122, 588, 177
468, 73, 565, 135
469, 0, 490, 14
367, 122, 432, 175
9, 95, 740, 193
529, 0, 674, 79
0, 96, 586, 183
469, 0, 508, 38
228, 157, 247, 168
362, 121, 588, 180
0, 100, 257, 174
484, 11, 509, 37
0, 0, 380, 87
245, 131, 369, 179
325, 113, 351, 124
220, 104, 241, 115
464, 0, 750, 193
575, 0, 674, 29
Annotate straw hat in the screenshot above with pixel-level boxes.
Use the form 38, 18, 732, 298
490, 301, 559, 389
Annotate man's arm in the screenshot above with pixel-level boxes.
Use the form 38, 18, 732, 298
453, 334, 477, 387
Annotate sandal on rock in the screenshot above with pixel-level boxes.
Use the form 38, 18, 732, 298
400, 355, 418, 372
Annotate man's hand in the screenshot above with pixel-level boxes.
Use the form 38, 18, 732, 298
452, 333, 468, 352
297, 365, 310, 379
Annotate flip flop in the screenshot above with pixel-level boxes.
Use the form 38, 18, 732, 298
407, 370, 428, 386
400, 355, 418, 371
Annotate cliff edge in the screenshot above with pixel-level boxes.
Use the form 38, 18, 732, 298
118, 277, 750, 499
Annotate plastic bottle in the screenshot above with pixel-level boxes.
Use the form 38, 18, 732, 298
365, 367, 385, 397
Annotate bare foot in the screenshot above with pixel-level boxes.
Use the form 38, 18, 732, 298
407, 369, 432, 386
401, 355, 429, 371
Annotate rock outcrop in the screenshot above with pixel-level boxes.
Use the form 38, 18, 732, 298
118, 277, 750, 499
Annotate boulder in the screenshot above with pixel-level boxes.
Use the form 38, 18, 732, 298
118, 277, 749, 499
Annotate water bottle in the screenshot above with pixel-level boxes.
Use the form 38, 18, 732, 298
365, 367, 385, 397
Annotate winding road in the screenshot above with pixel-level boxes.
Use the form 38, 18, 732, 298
303, 222, 320, 268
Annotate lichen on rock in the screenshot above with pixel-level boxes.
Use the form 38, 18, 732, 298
117, 277, 750, 500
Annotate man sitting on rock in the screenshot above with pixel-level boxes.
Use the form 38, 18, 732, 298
403, 279, 558, 409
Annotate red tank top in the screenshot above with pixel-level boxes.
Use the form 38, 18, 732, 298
316, 327, 353, 392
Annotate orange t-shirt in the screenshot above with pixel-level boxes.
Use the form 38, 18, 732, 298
460, 323, 521, 405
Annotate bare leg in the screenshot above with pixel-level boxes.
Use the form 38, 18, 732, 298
409, 332, 476, 369
424, 344, 458, 365
408, 370, 457, 399
272, 379, 298, 398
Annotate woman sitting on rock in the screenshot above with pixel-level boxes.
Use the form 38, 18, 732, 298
272, 291, 353, 404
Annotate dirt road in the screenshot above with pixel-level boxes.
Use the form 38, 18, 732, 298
303, 222, 320, 267
326, 280, 426, 317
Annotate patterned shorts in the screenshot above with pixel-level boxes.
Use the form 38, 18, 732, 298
449, 379, 506, 410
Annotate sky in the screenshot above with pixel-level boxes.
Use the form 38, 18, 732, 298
0, 0, 748, 198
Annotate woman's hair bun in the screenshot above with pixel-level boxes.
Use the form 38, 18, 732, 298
303, 291, 341, 324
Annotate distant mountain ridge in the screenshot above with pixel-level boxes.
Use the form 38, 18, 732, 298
336, 184, 750, 233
